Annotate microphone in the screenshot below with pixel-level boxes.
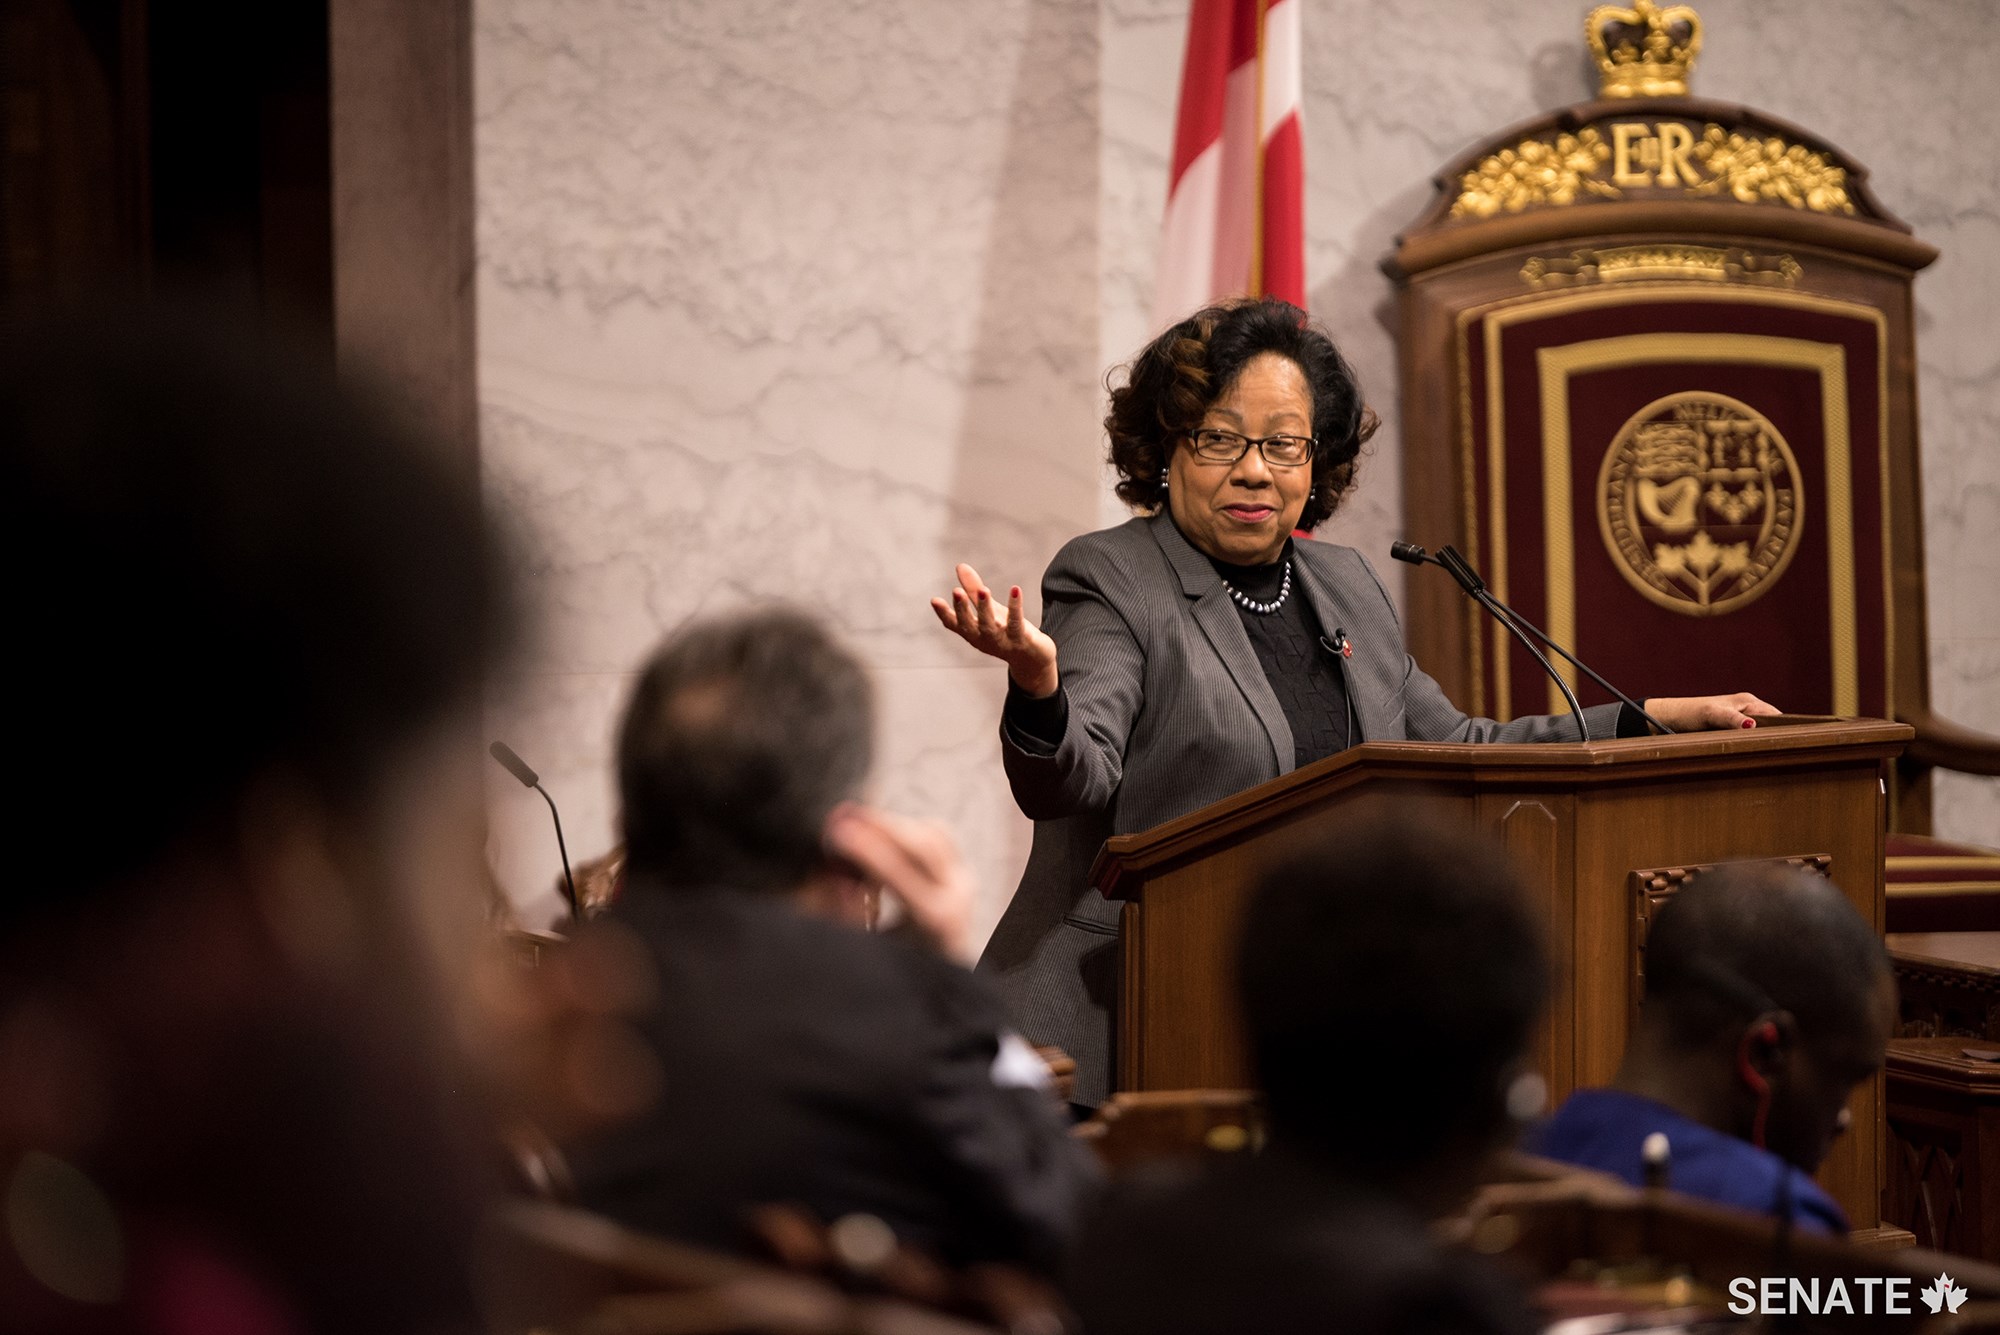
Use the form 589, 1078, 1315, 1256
1388, 540, 1432, 567
490, 741, 580, 921
1390, 541, 1592, 741
1393, 542, 1671, 735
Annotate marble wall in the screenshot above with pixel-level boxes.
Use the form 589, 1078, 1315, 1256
477, 0, 1998, 931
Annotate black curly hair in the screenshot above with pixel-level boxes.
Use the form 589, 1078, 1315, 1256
1105, 297, 1377, 531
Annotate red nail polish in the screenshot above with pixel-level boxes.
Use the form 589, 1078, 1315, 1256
1741, 718, 1755, 728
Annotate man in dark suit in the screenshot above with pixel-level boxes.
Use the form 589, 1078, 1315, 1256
1070, 817, 1549, 1335
564, 609, 1098, 1274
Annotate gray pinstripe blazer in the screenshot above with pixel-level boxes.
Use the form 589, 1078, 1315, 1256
977, 513, 1621, 1106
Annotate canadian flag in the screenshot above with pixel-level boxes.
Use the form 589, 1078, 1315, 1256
1152, 0, 1305, 328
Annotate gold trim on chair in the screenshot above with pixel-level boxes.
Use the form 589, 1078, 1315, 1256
1890, 856, 2000, 873
1885, 880, 2000, 898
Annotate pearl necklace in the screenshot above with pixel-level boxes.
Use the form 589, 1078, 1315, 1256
1223, 559, 1292, 615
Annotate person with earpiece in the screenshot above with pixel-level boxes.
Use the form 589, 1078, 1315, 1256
1524, 862, 1894, 1234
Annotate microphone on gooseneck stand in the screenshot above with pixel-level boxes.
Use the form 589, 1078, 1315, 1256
490, 741, 580, 922
1392, 542, 1673, 736
1392, 535, 1672, 735
1391, 542, 1590, 740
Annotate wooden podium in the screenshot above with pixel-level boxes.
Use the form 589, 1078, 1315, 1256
1095, 719, 1910, 1226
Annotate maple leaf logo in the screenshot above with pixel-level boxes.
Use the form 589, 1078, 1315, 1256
1920, 1273, 1969, 1315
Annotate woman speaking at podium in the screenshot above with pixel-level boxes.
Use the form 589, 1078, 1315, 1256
931, 298, 1773, 1106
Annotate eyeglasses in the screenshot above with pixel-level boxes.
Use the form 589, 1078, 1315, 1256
1185, 428, 1317, 467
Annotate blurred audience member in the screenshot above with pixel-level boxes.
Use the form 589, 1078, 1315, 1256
1070, 818, 1549, 1335
1527, 863, 1892, 1234
564, 608, 1098, 1273
0, 307, 514, 1332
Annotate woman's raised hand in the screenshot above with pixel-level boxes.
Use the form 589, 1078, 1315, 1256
930, 563, 1059, 698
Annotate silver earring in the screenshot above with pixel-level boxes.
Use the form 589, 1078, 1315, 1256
1159, 469, 1169, 493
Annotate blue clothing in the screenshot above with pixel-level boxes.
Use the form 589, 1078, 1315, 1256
1525, 1088, 1848, 1236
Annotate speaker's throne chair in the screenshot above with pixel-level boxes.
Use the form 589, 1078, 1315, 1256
1385, 2, 1998, 922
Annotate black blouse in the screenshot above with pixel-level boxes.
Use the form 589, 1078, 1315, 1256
1203, 542, 1354, 767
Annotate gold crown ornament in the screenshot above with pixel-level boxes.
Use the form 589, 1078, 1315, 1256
1586, 0, 1702, 98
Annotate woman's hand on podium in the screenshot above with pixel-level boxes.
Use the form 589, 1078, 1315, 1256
930, 562, 1059, 699
1642, 692, 1782, 732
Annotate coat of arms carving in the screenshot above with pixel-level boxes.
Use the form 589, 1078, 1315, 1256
1596, 391, 1803, 615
